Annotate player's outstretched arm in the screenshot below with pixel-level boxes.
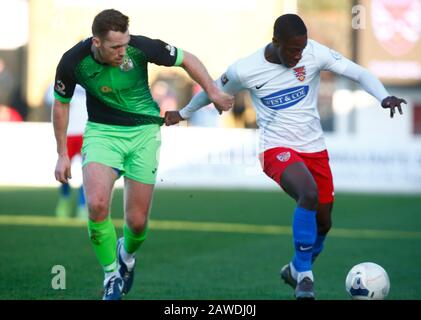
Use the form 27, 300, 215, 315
165, 85, 224, 126
180, 50, 234, 111
381, 96, 407, 118
339, 61, 406, 118
52, 99, 72, 183
166, 61, 243, 126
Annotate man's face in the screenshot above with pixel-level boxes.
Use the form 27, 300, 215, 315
273, 34, 307, 68
93, 30, 130, 67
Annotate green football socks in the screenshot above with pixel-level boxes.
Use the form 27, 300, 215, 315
123, 223, 148, 254
88, 217, 117, 273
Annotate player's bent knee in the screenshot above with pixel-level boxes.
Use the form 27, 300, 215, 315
126, 217, 148, 234
129, 224, 147, 235
298, 190, 319, 210
87, 200, 109, 219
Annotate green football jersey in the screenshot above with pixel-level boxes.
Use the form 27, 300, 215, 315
54, 35, 183, 126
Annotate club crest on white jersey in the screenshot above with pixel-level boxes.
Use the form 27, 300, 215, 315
293, 66, 306, 81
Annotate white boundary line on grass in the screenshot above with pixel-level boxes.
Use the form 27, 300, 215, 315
1, 215, 421, 240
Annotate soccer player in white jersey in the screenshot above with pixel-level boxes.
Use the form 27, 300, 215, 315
164, 14, 406, 300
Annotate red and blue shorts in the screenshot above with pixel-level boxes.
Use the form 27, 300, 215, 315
260, 147, 334, 204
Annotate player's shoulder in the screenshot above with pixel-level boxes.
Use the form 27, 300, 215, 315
307, 39, 345, 61
129, 34, 152, 44
305, 39, 327, 54
230, 46, 266, 77
129, 34, 166, 49
60, 38, 92, 64
307, 38, 322, 47
237, 46, 265, 66
303, 39, 335, 63
307, 39, 339, 57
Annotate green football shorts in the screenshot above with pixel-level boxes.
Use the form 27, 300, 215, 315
81, 121, 161, 184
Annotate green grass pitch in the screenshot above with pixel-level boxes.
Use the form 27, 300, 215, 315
0, 187, 420, 300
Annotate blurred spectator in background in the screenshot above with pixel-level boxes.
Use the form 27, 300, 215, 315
10, 86, 29, 120
0, 104, 23, 121
0, 57, 28, 120
0, 58, 16, 106
151, 72, 194, 120
46, 83, 88, 219
151, 80, 178, 117
0, 58, 26, 120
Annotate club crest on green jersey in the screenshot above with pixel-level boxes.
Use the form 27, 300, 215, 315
120, 57, 134, 71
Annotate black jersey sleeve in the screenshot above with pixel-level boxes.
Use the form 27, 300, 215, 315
53, 39, 91, 103
129, 35, 183, 67
54, 52, 77, 103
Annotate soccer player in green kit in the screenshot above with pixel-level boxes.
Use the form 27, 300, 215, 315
52, 9, 234, 300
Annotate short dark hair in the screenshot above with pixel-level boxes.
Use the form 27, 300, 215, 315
92, 9, 129, 39
274, 14, 307, 42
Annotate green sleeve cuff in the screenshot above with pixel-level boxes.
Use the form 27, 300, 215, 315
175, 48, 184, 66
54, 91, 72, 103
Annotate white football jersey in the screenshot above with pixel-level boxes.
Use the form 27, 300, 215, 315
216, 39, 350, 153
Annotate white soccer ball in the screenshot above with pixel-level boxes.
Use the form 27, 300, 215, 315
345, 262, 390, 300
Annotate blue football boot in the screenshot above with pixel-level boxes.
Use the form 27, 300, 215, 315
102, 275, 124, 300
117, 237, 136, 295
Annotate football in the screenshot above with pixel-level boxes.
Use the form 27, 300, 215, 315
345, 262, 390, 300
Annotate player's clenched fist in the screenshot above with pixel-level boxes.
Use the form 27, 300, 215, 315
164, 110, 184, 126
